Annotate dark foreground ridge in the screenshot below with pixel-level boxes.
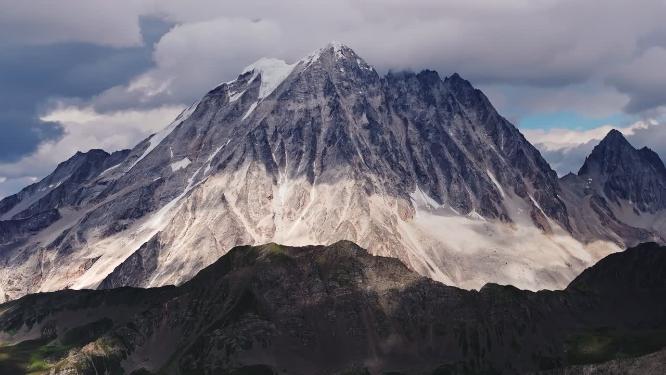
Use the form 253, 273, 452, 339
0, 241, 664, 374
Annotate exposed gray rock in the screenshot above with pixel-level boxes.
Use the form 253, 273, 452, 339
0, 209, 60, 244
0, 43, 664, 300
561, 130, 666, 245
578, 129, 666, 212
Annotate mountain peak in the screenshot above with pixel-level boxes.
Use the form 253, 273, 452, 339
221, 42, 373, 99
320, 40, 354, 55
6, 39, 666, 305
444, 72, 479, 96
445, 72, 471, 86
447, 72, 465, 81
443, 72, 491, 110
325, 40, 348, 51
598, 129, 631, 148
300, 41, 369, 68
582, 130, 637, 170
582, 130, 635, 166
579, 130, 635, 176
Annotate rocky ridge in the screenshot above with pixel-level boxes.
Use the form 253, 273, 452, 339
0, 241, 664, 374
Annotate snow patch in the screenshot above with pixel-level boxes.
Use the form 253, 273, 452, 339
486, 170, 505, 198
47, 180, 64, 189
99, 163, 120, 177
228, 90, 245, 102
529, 195, 545, 214
204, 139, 231, 175
170, 158, 191, 172
242, 102, 258, 120
331, 41, 345, 58
301, 41, 344, 66
241, 58, 294, 100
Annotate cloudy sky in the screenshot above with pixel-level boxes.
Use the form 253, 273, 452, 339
1, 0, 666, 197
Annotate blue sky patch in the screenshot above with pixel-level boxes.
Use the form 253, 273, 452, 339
518, 111, 631, 130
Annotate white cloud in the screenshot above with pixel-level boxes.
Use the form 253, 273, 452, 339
92, 17, 288, 110
3, 0, 666, 95
523, 120, 652, 151
0, 105, 183, 186
36, 0, 660, 115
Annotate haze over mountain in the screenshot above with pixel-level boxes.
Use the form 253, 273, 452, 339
0, 43, 665, 302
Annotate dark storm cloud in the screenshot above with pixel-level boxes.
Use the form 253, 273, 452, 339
65, 0, 666, 117
607, 47, 666, 114
0, 17, 171, 162
0, 114, 62, 163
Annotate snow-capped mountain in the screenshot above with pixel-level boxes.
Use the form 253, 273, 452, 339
0, 43, 662, 301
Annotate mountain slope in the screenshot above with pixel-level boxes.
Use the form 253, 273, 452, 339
0, 241, 664, 374
0, 43, 660, 300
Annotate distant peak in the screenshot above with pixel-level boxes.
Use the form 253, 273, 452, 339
597, 129, 632, 149
578, 128, 640, 176
603, 128, 625, 140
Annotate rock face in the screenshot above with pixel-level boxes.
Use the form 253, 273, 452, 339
0, 149, 129, 222
0, 241, 664, 374
578, 129, 666, 213
560, 130, 666, 246
0, 43, 663, 300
